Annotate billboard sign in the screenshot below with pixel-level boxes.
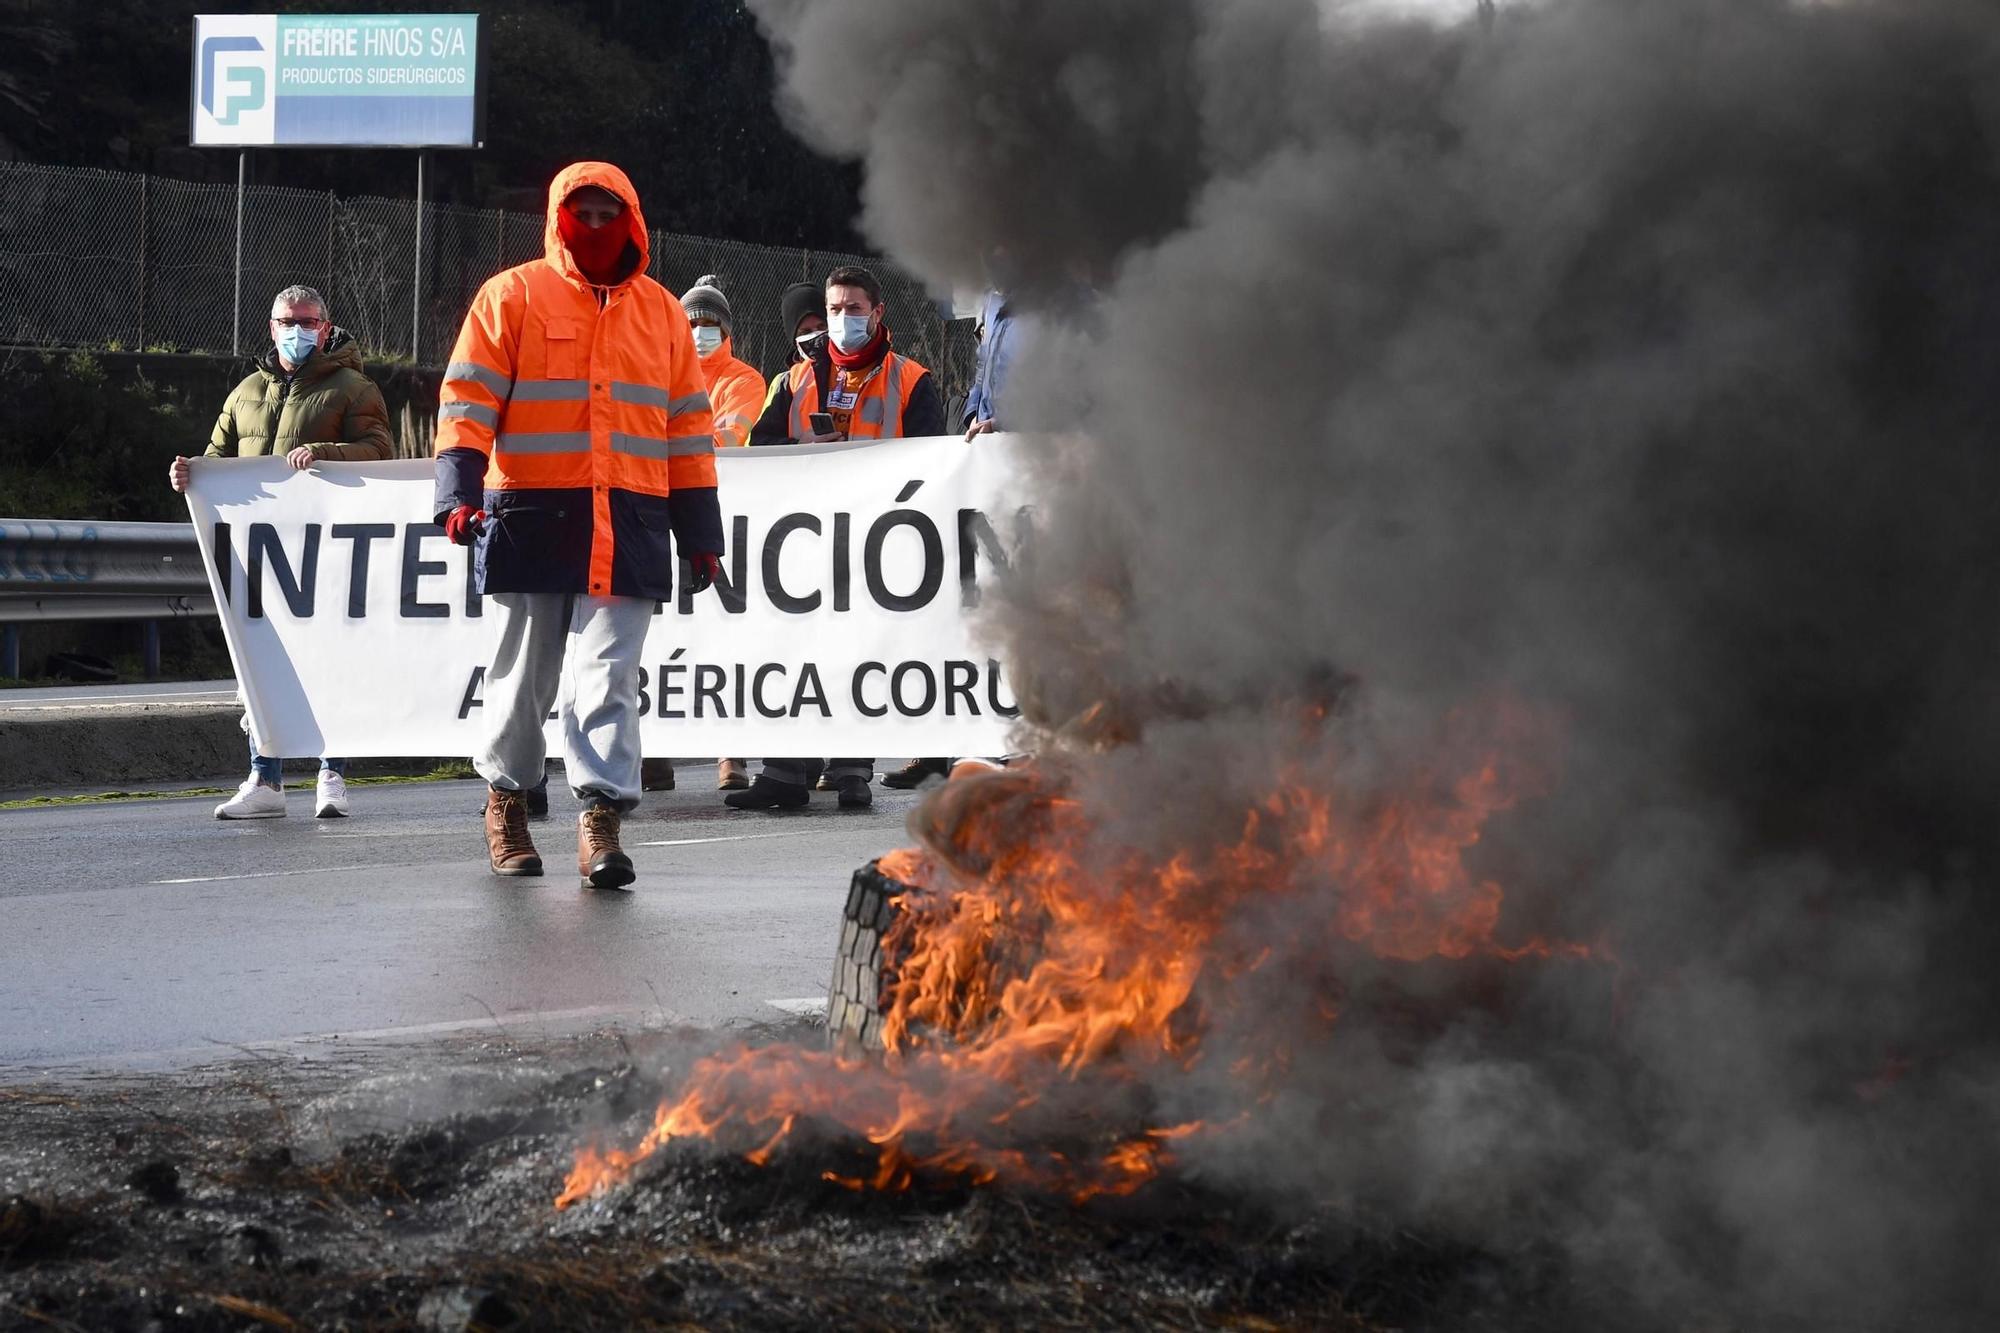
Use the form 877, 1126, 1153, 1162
191, 13, 485, 148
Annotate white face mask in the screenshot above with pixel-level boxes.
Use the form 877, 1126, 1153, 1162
692, 325, 724, 357
829, 312, 874, 353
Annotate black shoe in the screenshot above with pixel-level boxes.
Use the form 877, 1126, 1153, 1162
641, 759, 676, 792
835, 775, 873, 810
880, 757, 948, 790
723, 774, 810, 810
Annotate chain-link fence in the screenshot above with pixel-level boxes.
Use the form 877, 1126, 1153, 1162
0, 161, 977, 408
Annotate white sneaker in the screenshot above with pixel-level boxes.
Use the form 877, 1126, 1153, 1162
314, 769, 350, 819
215, 778, 286, 820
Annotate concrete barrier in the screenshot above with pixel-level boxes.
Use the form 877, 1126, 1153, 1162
0, 698, 450, 796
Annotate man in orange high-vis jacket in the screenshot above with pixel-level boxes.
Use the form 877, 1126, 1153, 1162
748, 264, 944, 446
433, 161, 724, 891
732, 266, 943, 814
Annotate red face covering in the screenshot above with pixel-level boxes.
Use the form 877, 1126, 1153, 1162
557, 205, 630, 285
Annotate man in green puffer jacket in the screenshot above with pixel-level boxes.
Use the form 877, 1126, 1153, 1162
168, 283, 392, 822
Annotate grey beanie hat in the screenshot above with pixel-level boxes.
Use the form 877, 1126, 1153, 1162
680, 274, 732, 334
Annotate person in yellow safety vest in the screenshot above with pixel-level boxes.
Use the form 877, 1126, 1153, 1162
748, 265, 944, 446
770, 280, 827, 395
750, 281, 826, 442
730, 266, 944, 813
716, 280, 828, 793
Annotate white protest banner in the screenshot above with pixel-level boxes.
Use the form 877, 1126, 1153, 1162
183, 436, 1028, 759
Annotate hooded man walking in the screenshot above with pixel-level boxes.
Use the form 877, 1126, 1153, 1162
433, 162, 725, 889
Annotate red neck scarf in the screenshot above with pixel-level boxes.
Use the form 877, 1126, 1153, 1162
557, 208, 631, 286
827, 320, 890, 370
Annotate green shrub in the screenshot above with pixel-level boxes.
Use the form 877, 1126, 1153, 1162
0, 349, 211, 521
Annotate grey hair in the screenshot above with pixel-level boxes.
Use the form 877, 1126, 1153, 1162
271, 284, 327, 317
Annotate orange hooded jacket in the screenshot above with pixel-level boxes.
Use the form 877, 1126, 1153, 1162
700, 336, 765, 448
433, 162, 723, 600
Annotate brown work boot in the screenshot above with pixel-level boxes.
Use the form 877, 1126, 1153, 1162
578, 803, 635, 890
484, 785, 543, 877
716, 757, 749, 790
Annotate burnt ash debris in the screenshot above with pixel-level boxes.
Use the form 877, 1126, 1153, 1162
0, 1038, 1577, 1332
740, 0, 2000, 1327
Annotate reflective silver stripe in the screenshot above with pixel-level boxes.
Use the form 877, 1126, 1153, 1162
444, 361, 511, 398
496, 431, 591, 454
610, 432, 717, 460
438, 400, 499, 429
609, 432, 670, 459
609, 383, 711, 416
856, 357, 906, 432
789, 382, 810, 438
610, 381, 669, 409
510, 378, 590, 402
883, 356, 907, 437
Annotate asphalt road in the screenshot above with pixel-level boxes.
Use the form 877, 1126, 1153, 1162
0, 766, 925, 1076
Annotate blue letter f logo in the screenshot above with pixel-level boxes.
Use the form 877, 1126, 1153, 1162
200, 36, 265, 126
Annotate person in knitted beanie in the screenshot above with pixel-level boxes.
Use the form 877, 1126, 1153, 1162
672, 274, 766, 793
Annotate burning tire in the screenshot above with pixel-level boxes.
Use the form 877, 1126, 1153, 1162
826, 859, 908, 1054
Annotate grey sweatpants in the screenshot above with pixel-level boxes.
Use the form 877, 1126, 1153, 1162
475, 592, 654, 812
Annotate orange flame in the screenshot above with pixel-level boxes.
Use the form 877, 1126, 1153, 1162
556, 698, 1592, 1210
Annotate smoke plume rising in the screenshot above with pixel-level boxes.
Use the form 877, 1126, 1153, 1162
748, 0, 2000, 1325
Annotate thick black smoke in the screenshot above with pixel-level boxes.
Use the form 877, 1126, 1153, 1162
749, 0, 2000, 1326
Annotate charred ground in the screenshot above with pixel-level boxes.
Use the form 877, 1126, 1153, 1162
0, 1028, 1589, 1333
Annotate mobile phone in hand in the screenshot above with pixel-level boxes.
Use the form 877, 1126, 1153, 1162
808, 412, 836, 436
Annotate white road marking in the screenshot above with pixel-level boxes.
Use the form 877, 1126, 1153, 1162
284, 1003, 679, 1044
635, 830, 826, 848
152, 862, 421, 885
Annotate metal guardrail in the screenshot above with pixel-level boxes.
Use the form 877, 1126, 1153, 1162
0, 518, 210, 679
0, 518, 206, 597
0, 594, 215, 621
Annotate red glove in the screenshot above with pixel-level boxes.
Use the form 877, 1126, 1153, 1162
686, 552, 724, 593
443, 504, 485, 546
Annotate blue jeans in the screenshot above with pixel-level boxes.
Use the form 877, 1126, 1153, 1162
250, 739, 344, 789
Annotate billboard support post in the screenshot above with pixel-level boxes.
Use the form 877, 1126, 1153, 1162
413, 150, 428, 364
233, 150, 246, 358
136, 174, 150, 349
